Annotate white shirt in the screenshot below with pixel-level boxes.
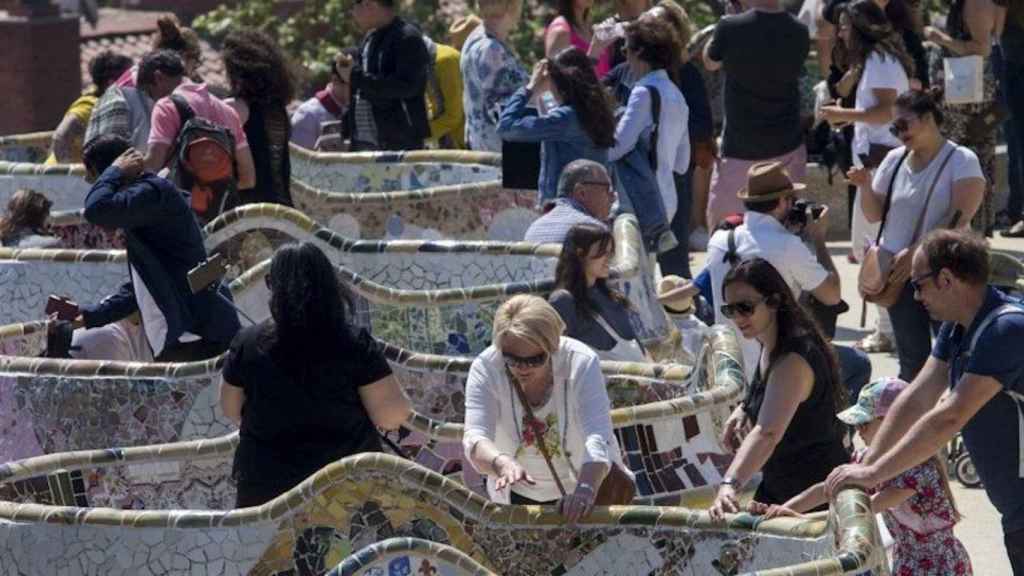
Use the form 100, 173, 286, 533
130, 264, 198, 357
852, 52, 908, 159
706, 212, 830, 379
872, 142, 984, 254
608, 69, 690, 221
290, 95, 343, 150
463, 337, 627, 504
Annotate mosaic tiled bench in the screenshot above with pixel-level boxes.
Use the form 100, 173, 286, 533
0, 432, 886, 576
0, 316, 715, 502
0, 137, 534, 247
0, 206, 670, 357
325, 538, 497, 576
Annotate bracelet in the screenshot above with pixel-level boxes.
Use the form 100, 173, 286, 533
576, 482, 595, 494
721, 476, 739, 487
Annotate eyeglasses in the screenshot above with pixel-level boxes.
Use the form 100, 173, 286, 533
889, 116, 914, 138
910, 270, 938, 294
502, 350, 548, 369
579, 180, 614, 197
720, 297, 766, 319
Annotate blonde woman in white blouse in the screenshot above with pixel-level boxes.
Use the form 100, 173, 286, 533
463, 294, 627, 522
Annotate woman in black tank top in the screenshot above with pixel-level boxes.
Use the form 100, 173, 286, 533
709, 258, 849, 519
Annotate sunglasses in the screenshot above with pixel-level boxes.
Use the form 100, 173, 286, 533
889, 117, 913, 138
720, 297, 766, 319
502, 351, 548, 369
909, 270, 938, 294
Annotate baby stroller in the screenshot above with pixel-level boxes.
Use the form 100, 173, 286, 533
947, 433, 982, 488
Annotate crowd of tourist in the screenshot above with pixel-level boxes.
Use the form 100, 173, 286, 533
6, 0, 1024, 572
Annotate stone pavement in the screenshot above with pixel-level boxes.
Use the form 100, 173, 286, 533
693, 234, 1024, 575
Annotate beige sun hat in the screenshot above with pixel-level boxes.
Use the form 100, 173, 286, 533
449, 15, 482, 51
657, 275, 696, 314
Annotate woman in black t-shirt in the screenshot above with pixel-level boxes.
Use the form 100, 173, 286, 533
708, 258, 849, 518
220, 242, 411, 507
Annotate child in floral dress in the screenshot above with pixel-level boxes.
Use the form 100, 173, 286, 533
758, 377, 972, 576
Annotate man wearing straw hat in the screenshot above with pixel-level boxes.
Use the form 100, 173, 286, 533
705, 161, 842, 379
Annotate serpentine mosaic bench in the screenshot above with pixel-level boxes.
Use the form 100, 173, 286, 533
0, 205, 670, 357
0, 137, 535, 247
0, 317, 722, 504
0, 434, 886, 576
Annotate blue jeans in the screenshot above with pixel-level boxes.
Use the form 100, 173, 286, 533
658, 171, 693, 278
836, 344, 872, 403
886, 283, 935, 381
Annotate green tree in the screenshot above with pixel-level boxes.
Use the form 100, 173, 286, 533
195, 0, 733, 96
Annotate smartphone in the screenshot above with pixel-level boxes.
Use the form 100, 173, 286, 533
45, 295, 79, 321
187, 253, 229, 295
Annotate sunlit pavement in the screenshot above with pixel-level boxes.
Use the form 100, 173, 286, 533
692, 234, 1024, 575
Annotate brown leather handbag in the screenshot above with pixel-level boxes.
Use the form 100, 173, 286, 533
509, 366, 635, 506
859, 147, 957, 307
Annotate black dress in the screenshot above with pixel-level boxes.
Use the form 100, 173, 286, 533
742, 336, 850, 506
223, 322, 391, 507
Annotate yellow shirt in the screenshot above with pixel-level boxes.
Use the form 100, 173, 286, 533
46, 93, 98, 165
426, 43, 466, 149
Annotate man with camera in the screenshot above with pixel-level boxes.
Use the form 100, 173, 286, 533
705, 162, 868, 393
48, 135, 241, 363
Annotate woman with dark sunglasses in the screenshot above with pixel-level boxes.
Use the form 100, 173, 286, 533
709, 258, 849, 520
463, 294, 630, 521
847, 89, 984, 382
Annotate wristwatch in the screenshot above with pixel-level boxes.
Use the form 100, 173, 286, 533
576, 482, 595, 494
721, 476, 739, 487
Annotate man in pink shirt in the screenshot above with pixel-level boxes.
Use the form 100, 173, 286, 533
143, 53, 256, 193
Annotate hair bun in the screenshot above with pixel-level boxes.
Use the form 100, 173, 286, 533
156, 15, 183, 43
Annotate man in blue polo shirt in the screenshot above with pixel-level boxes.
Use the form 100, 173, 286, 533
827, 229, 1024, 573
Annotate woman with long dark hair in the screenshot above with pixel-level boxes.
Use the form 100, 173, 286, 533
0, 189, 59, 249
545, 0, 613, 77
497, 47, 615, 204
220, 243, 411, 507
222, 29, 296, 206
549, 224, 646, 362
708, 258, 848, 518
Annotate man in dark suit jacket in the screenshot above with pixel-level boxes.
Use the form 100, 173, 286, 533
75, 134, 241, 362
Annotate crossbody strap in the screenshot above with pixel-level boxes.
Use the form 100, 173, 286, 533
646, 86, 661, 172
875, 150, 910, 244
966, 303, 1024, 478
507, 364, 568, 497
908, 145, 958, 245
723, 227, 740, 266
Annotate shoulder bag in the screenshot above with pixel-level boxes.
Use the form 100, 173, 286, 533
858, 146, 957, 307
508, 363, 635, 506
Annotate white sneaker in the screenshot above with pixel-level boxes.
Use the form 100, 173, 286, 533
689, 227, 710, 251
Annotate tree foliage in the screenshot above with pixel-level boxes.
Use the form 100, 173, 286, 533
193, 0, 728, 96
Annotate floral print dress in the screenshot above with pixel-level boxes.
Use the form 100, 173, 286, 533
879, 458, 973, 575
460, 25, 529, 152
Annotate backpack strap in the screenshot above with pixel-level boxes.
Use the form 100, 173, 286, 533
722, 228, 740, 267
874, 149, 910, 245
169, 94, 195, 126
645, 86, 661, 172
966, 302, 1024, 478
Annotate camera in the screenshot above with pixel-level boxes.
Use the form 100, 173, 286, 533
787, 199, 826, 229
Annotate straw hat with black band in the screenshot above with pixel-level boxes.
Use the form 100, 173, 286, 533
736, 161, 806, 203
657, 275, 696, 315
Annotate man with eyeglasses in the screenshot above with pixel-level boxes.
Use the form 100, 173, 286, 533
828, 229, 1024, 574
524, 160, 617, 245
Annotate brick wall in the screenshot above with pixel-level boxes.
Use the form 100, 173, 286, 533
0, 10, 81, 135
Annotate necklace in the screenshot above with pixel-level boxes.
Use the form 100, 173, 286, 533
520, 369, 555, 408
